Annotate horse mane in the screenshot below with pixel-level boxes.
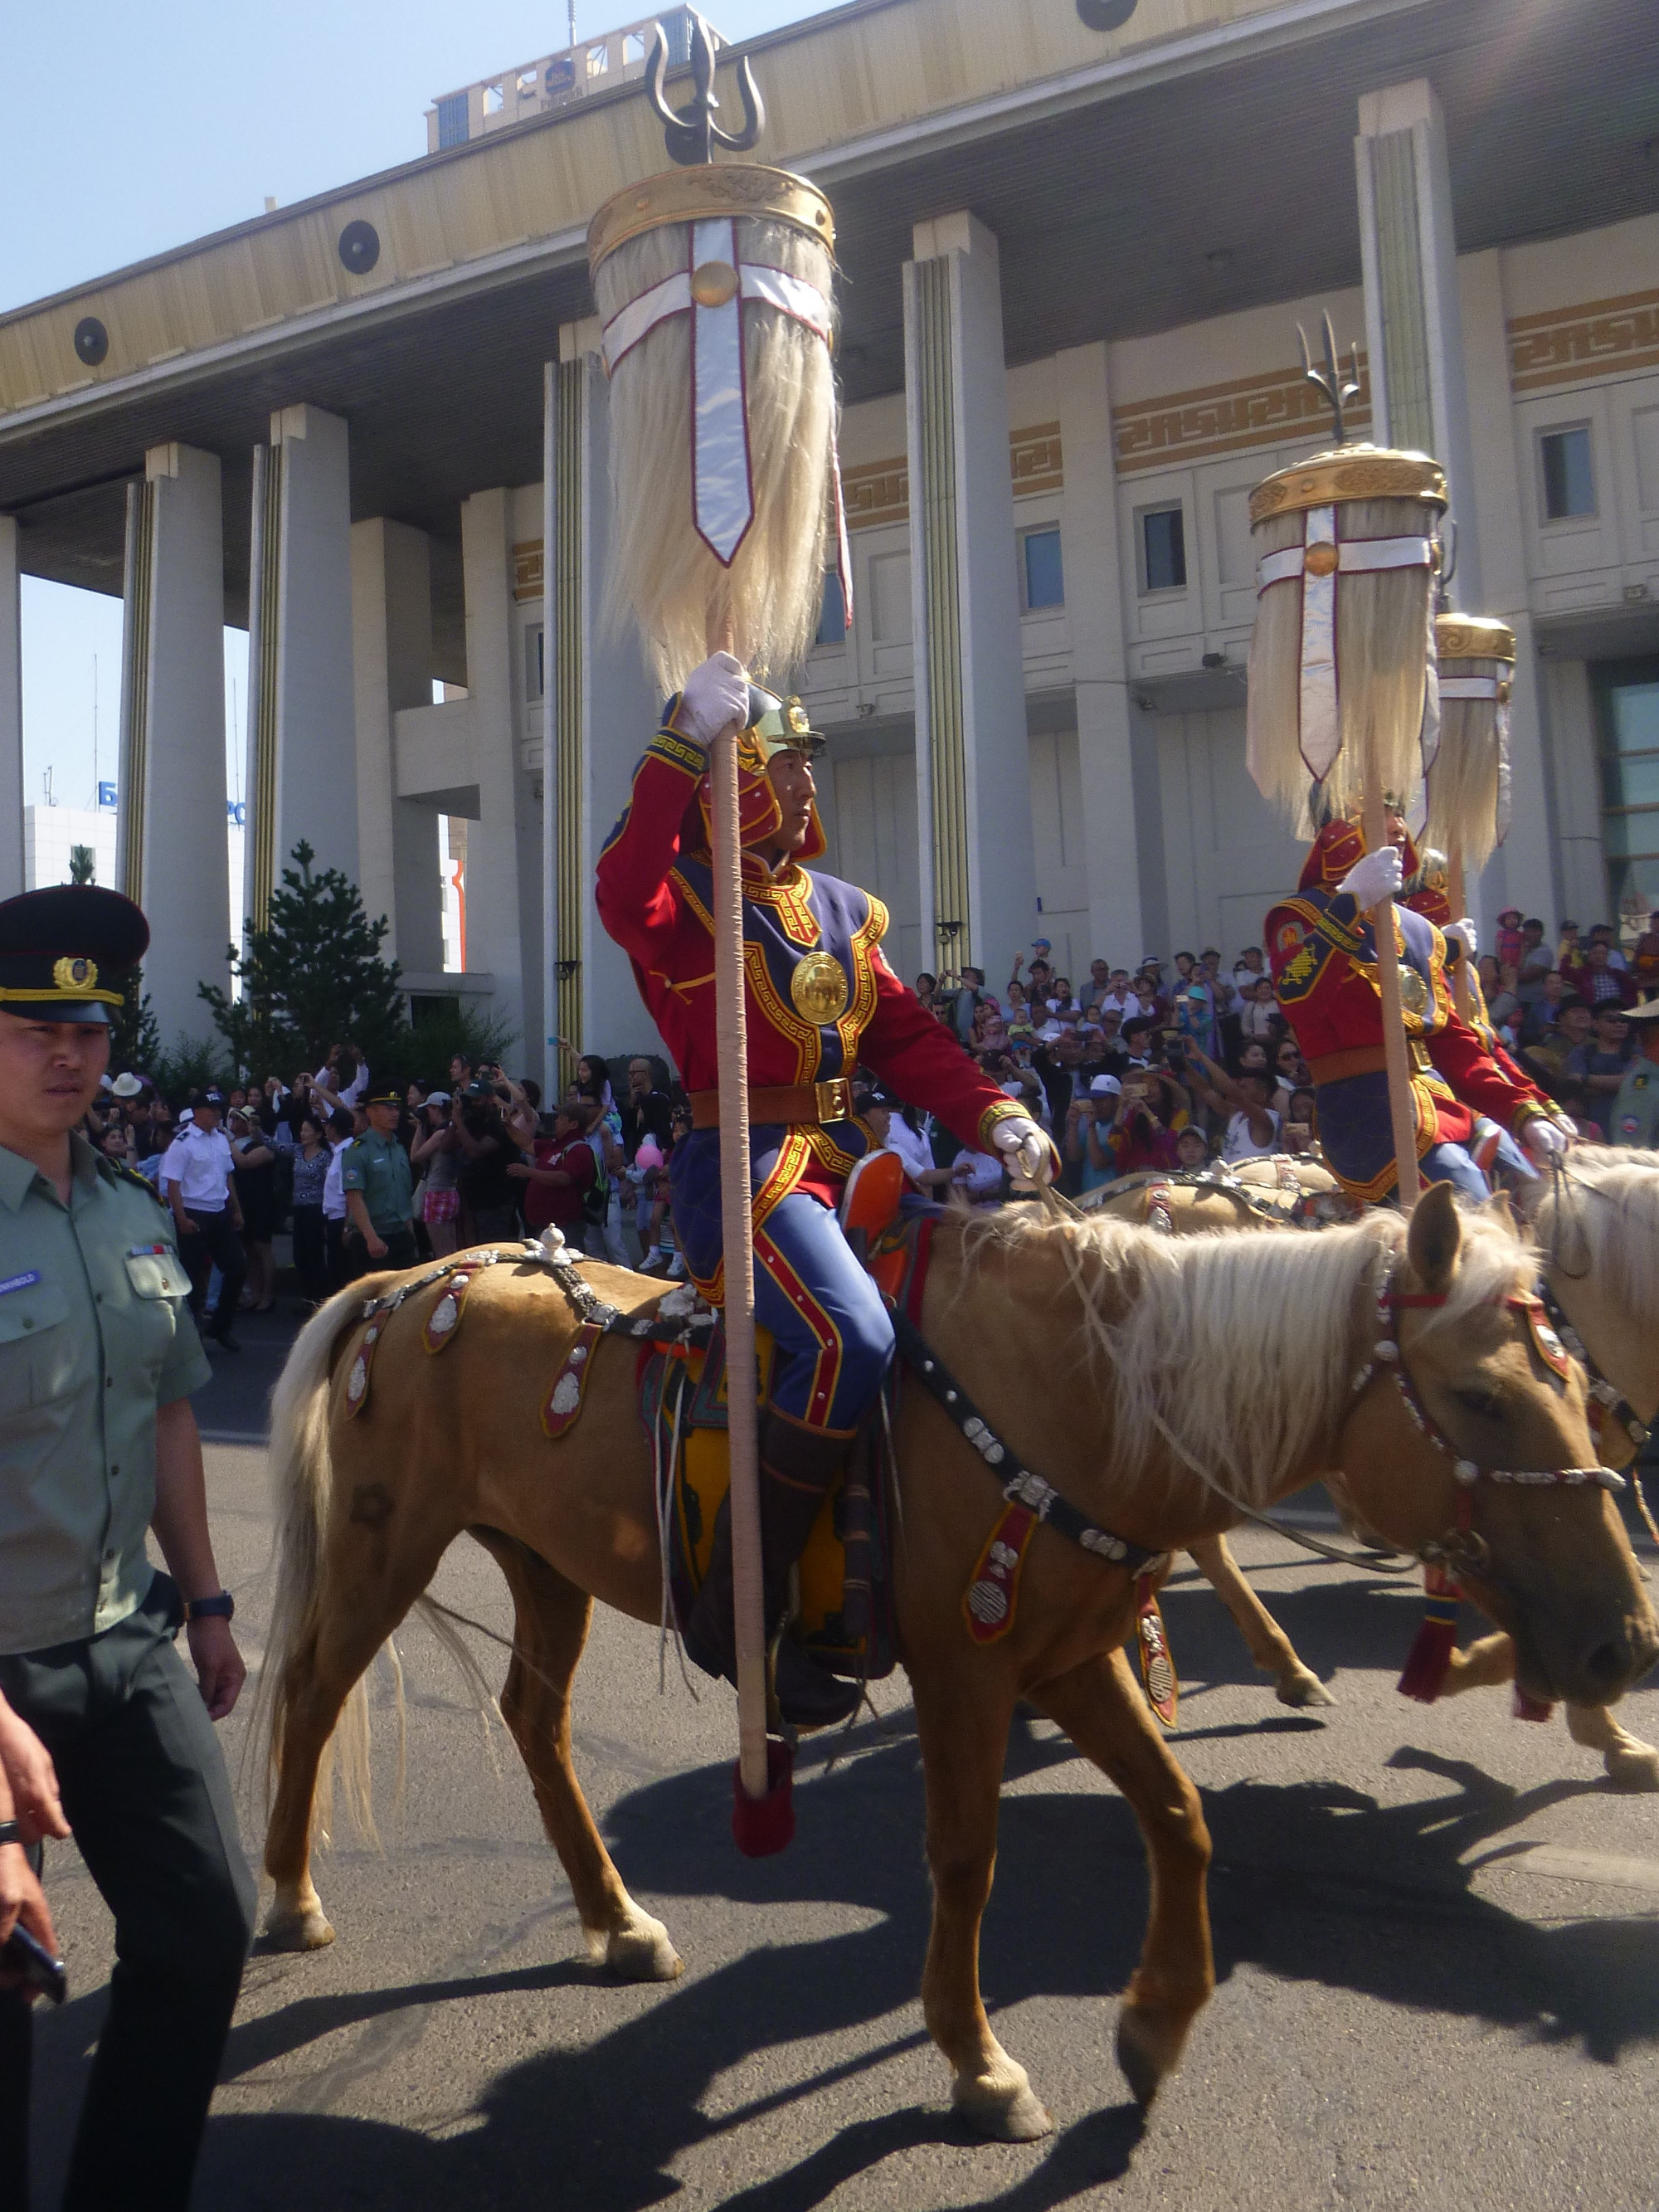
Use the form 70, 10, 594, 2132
954, 1198, 1537, 1508
1531, 1148, 1659, 1313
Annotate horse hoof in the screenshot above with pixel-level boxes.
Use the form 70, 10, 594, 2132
1116, 2002, 1190, 2109
262, 1905, 336, 1951
1277, 1669, 1336, 1710
951, 2064, 1052, 2142
596, 1913, 684, 1981
1605, 1742, 1659, 1792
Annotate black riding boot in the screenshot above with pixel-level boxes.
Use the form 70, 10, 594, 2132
682, 1416, 863, 1729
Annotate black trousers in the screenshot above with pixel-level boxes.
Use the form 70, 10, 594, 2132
0, 1580, 255, 2212
342, 1221, 418, 1281
290, 1202, 328, 1303
178, 1207, 246, 1337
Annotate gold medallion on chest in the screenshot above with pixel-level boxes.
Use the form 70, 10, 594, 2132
1399, 965, 1428, 1017
791, 950, 849, 1025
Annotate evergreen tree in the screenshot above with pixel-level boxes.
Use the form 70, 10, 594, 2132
68, 845, 95, 884
200, 840, 408, 1078
108, 967, 161, 1074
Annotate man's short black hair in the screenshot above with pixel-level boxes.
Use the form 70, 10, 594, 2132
1523, 918, 1545, 933
1121, 1015, 1153, 1043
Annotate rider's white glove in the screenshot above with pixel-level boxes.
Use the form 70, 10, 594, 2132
1524, 1116, 1570, 1162
991, 1114, 1053, 1186
1336, 845, 1404, 911
669, 651, 748, 749
1444, 917, 1478, 959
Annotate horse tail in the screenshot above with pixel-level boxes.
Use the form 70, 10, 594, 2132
255, 1284, 382, 1844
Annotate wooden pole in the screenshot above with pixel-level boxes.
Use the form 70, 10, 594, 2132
1447, 847, 1474, 1021
1361, 754, 1421, 1211
708, 633, 770, 1805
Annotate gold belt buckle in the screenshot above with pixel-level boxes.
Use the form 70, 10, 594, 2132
815, 1077, 853, 1123
1408, 1038, 1432, 1074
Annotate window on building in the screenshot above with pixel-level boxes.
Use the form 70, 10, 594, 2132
482, 81, 504, 114
588, 42, 611, 76
868, 550, 912, 645
1593, 658, 1659, 938
1020, 527, 1064, 611
516, 69, 539, 97
624, 31, 647, 64
1540, 426, 1595, 521
1139, 504, 1187, 594
436, 93, 469, 148
525, 624, 545, 703
815, 572, 847, 646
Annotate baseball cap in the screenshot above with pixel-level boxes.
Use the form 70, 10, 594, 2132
1089, 1074, 1122, 1097
425, 1089, 452, 1105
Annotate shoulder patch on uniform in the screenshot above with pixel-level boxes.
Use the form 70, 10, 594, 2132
116, 1165, 168, 1208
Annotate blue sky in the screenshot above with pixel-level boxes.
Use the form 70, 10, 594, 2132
7, 0, 816, 831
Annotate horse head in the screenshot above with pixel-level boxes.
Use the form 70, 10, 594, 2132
1517, 1151, 1659, 1474
1335, 1182, 1658, 1710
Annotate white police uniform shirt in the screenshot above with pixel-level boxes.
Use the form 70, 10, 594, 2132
323, 1137, 352, 1222
168, 1125, 235, 1213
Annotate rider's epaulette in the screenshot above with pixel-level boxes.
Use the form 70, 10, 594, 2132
1269, 898, 1345, 1004
116, 1164, 169, 1210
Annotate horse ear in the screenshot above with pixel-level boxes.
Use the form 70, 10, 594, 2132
1483, 1189, 1518, 1240
1407, 1180, 1462, 1294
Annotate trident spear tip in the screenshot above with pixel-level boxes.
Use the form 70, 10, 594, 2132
645, 11, 766, 168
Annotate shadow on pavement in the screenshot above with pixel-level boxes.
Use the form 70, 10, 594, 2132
178, 1710, 1659, 2212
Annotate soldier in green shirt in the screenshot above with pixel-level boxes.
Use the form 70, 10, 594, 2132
1610, 997, 1659, 1148
340, 1087, 416, 1275
0, 886, 254, 2210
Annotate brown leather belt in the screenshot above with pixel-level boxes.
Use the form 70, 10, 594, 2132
1309, 1040, 1431, 1086
688, 1077, 856, 1131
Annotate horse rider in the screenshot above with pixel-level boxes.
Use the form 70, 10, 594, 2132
1265, 806, 1574, 1205
596, 652, 1054, 1725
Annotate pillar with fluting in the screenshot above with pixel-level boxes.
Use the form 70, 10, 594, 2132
459, 486, 538, 1075
352, 518, 443, 970
1054, 341, 1162, 963
543, 331, 663, 1072
902, 212, 1036, 978
0, 517, 21, 902
114, 443, 230, 1042
245, 404, 357, 933
1355, 79, 1481, 607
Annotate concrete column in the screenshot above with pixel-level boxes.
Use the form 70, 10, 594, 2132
1355, 78, 1481, 607
0, 518, 21, 901
1053, 342, 1152, 961
903, 212, 1036, 977
544, 336, 662, 1074
1456, 249, 1560, 928
114, 445, 229, 1043
351, 518, 442, 970
245, 404, 356, 931
460, 487, 538, 1069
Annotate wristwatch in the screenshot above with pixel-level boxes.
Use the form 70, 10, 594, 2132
185, 1591, 235, 1623
0, 1822, 20, 1848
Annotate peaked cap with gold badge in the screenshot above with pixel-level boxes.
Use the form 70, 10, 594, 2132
0, 885, 148, 1026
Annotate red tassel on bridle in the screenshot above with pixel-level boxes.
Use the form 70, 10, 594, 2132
1397, 1563, 1461, 1703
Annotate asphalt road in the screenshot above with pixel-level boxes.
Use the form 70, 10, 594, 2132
28, 1308, 1659, 2212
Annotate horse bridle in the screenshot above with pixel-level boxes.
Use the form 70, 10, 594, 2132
1348, 1266, 1625, 1578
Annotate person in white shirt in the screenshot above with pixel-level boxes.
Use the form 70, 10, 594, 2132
166, 1090, 246, 1349
864, 1085, 954, 1196
321, 1106, 357, 1292
1183, 1047, 1281, 1162
949, 1147, 1005, 1206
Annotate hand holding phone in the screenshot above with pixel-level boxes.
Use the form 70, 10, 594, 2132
1, 1920, 66, 2005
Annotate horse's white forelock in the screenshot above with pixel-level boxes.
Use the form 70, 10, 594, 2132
1529, 1148, 1659, 1318
957, 1198, 1537, 1509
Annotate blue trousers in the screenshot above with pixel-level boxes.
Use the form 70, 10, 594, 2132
670, 1126, 893, 1434
1420, 1125, 1536, 1202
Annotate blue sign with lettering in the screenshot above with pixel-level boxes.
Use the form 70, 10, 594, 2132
227, 800, 246, 827
97, 781, 117, 809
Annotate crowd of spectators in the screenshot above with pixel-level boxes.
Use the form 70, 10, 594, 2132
78, 904, 1659, 1329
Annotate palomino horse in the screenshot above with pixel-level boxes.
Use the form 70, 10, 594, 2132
257, 1184, 1655, 2137
1091, 1150, 1659, 1786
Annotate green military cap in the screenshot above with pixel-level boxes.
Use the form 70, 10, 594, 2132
0, 884, 148, 1026
362, 1087, 404, 1108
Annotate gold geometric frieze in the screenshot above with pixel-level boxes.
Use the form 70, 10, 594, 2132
1508, 287, 1659, 393
1113, 357, 1371, 475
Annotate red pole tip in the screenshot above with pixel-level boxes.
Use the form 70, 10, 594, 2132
731, 1737, 795, 1857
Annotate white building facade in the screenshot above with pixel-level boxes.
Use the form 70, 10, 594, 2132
1, 0, 1655, 1068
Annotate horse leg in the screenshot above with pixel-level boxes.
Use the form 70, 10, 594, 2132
912, 1667, 1050, 2142
1031, 1646, 1214, 2110
474, 1531, 683, 1980
1187, 1534, 1334, 1709
1564, 1703, 1659, 1791
1438, 1633, 1659, 1787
